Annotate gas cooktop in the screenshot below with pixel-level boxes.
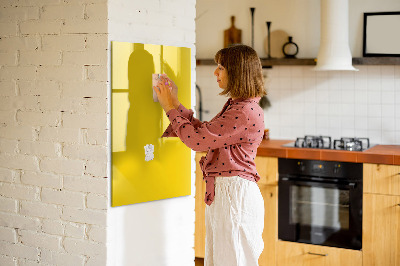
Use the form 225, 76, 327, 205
282, 135, 375, 151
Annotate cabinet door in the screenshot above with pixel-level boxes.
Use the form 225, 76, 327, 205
255, 156, 278, 186
195, 152, 207, 258
364, 164, 400, 196
277, 241, 362, 266
363, 193, 400, 266
259, 185, 278, 266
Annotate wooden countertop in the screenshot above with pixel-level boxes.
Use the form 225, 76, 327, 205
256, 139, 400, 165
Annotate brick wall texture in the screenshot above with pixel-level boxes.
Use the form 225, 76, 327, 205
0, 0, 108, 265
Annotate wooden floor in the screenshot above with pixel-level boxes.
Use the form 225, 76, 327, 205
195, 257, 204, 266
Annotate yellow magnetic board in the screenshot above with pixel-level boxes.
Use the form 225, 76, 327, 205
111, 42, 191, 207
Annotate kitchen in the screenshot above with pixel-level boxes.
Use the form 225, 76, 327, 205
195, 0, 400, 265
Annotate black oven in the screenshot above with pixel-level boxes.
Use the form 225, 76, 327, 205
278, 158, 363, 250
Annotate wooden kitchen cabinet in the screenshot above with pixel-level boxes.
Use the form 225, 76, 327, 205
364, 163, 400, 196
276, 241, 362, 266
195, 152, 207, 258
363, 163, 400, 266
194, 154, 279, 263
363, 193, 400, 266
258, 184, 278, 266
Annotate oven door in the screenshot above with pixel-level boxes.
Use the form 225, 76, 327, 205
278, 176, 362, 250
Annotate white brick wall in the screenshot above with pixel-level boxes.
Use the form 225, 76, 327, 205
0, 0, 108, 265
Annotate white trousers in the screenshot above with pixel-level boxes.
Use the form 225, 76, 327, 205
205, 176, 265, 266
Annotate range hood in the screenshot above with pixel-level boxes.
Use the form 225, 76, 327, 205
314, 0, 358, 71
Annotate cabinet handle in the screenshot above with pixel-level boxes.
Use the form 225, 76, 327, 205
307, 252, 328, 256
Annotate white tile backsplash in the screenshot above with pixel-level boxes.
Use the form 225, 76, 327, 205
196, 65, 400, 144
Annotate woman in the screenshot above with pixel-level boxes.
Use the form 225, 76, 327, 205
153, 44, 266, 266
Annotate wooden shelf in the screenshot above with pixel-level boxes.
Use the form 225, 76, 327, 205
196, 57, 400, 67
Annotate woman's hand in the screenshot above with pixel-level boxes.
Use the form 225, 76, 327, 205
153, 78, 175, 113
160, 75, 180, 108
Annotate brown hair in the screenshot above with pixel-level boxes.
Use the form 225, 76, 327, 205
214, 44, 266, 99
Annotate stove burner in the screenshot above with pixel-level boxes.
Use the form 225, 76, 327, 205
295, 135, 332, 149
333, 137, 370, 151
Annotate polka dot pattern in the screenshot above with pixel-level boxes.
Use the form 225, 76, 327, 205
161, 97, 265, 206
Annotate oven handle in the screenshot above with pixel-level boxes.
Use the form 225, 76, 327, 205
280, 177, 357, 189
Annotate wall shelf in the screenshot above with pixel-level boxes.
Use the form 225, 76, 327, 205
196, 57, 400, 67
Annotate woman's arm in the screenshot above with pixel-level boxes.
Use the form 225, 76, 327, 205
165, 107, 249, 152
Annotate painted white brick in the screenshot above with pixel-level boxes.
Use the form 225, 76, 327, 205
20, 21, 61, 35
0, 212, 41, 231
38, 96, 83, 113
18, 80, 61, 97
64, 175, 107, 194
62, 19, 107, 34
0, 51, 17, 65
64, 222, 85, 239
0, 154, 38, 171
0, 183, 38, 201
41, 4, 84, 20
20, 200, 61, 219
87, 225, 106, 243
0, 66, 36, 81
41, 219, 64, 236
85, 65, 107, 81
0, 241, 39, 261
0, 110, 16, 124
19, 141, 58, 157
5, 0, 62, 6
85, 34, 108, 51
0, 196, 17, 213
21, 171, 62, 189
86, 193, 107, 210
18, 259, 42, 266
0, 81, 16, 97
0, 126, 34, 141
0, 226, 17, 243
0, 168, 15, 183
0, 255, 16, 266
0, 7, 39, 22
19, 230, 61, 251
37, 66, 84, 82
41, 188, 85, 208
38, 127, 80, 143
42, 34, 85, 51
8, 96, 40, 112
84, 160, 106, 177
63, 113, 107, 129
85, 3, 108, 20
0, 36, 40, 52
19, 51, 62, 66
61, 81, 107, 98
63, 144, 106, 161
63, 50, 107, 65
16, 111, 61, 127
85, 129, 107, 145
40, 158, 84, 176
63, 237, 106, 257
61, 207, 106, 226
40, 249, 85, 266
0, 138, 18, 154
86, 255, 106, 266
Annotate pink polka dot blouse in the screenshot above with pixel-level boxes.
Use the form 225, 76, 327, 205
162, 97, 265, 205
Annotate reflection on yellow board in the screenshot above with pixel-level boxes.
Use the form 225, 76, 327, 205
111, 42, 191, 207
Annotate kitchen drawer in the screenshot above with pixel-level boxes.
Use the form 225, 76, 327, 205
364, 164, 400, 196
255, 156, 278, 186
276, 241, 362, 266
